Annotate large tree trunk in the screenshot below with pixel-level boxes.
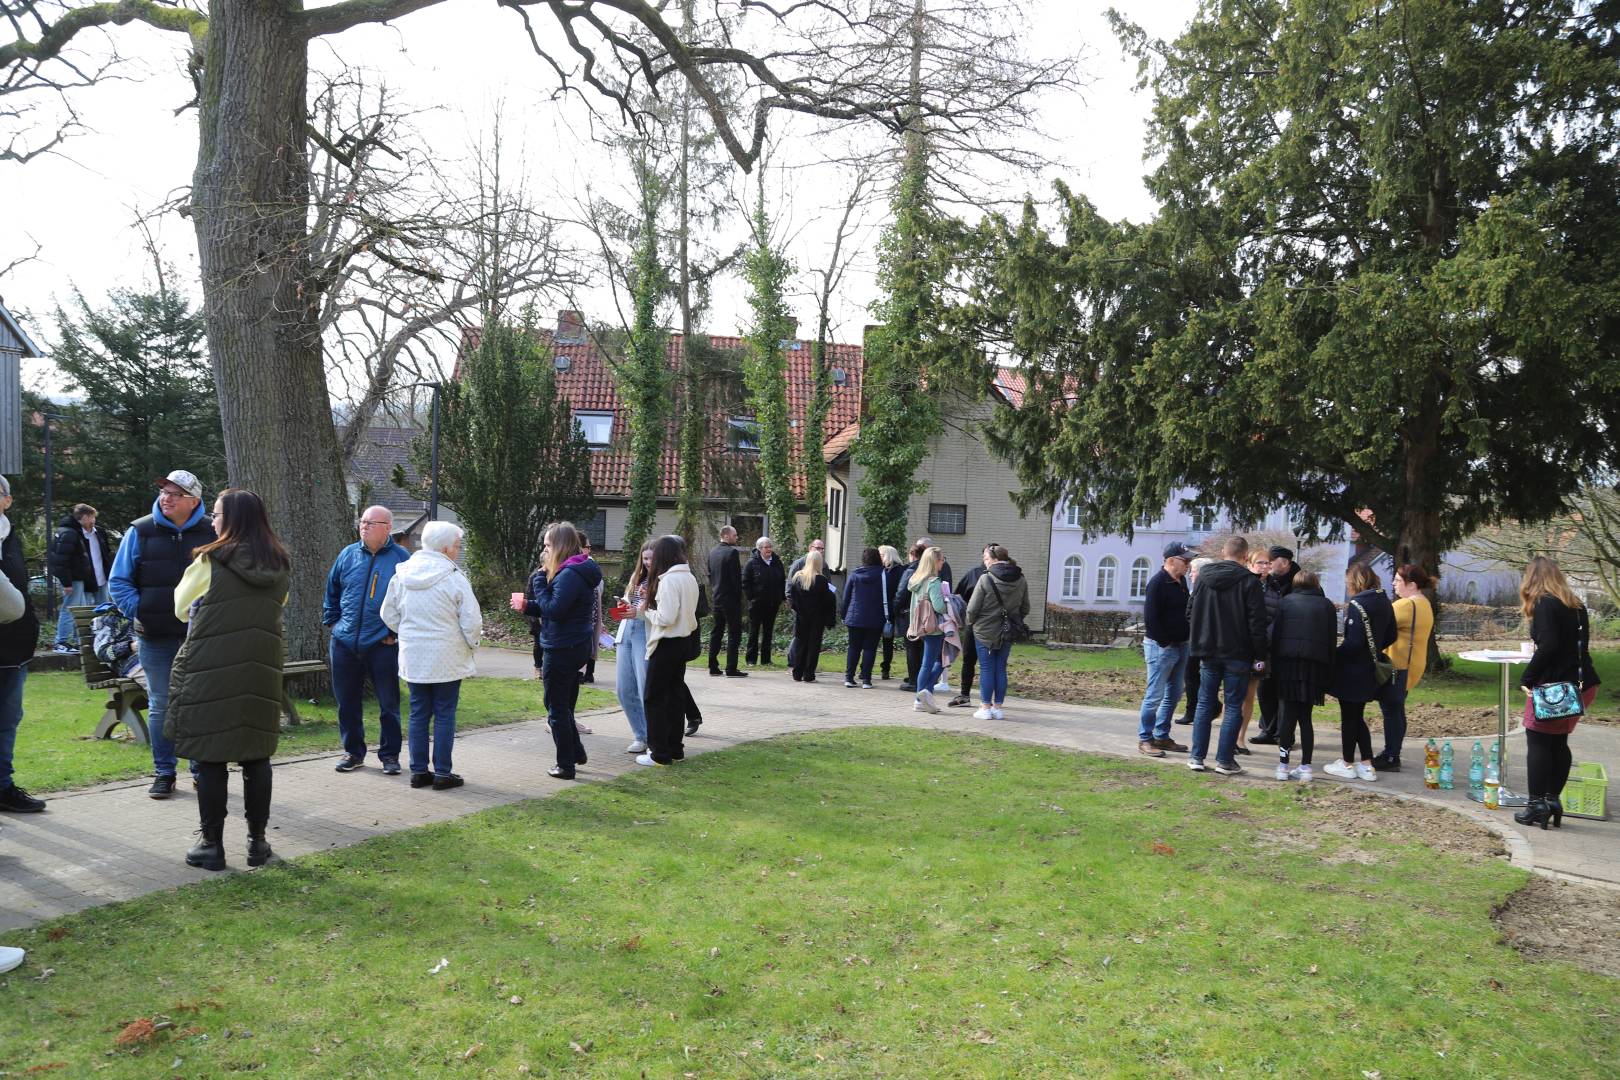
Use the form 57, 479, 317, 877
192, 0, 350, 669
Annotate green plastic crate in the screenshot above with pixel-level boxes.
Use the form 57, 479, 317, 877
1561, 762, 1608, 821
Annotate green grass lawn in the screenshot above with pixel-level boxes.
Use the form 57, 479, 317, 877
1007, 643, 1620, 716
12, 671, 616, 794
1, 729, 1613, 1077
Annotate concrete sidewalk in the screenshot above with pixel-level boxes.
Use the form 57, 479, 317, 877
2, 648, 1615, 932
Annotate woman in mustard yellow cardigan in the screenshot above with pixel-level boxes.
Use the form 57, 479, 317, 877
1372, 564, 1435, 772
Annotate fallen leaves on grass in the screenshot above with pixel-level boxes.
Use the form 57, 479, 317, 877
428, 957, 449, 975
23, 1062, 68, 1074
621, 935, 643, 952
968, 1030, 997, 1045
462, 1042, 483, 1061
45, 928, 68, 942
569, 1040, 592, 1054
1150, 841, 1175, 856
113, 1019, 156, 1046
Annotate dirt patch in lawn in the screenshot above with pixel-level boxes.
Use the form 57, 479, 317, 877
1255, 786, 1507, 866
1010, 666, 1143, 708
1494, 875, 1620, 980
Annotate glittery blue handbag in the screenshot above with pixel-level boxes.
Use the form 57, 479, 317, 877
1529, 680, 1583, 721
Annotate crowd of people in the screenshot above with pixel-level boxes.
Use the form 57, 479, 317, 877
1134, 535, 1598, 829
0, 471, 1603, 973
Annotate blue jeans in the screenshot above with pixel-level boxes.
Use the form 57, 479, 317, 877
975, 639, 1011, 705
615, 619, 649, 741
330, 639, 402, 762
918, 634, 945, 695
0, 666, 27, 789
1138, 640, 1189, 742
139, 635, 194, 778
408, 680, 461, 777
54, 582, 110, 646
1190, 657, 1251, 767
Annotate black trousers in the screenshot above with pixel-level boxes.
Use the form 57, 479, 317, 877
880, 634, 896, 678
543, 641, 591, 769
957, 628, 978, 698
1524, 729, 1574, 800
746, 602, 781, 664
794, 622, 827, 680
709, 602, 742, 673
904, 635, 923, 686
1277, 698, 1315, 766
1338, 700, 1373, 763
644, 642, 689, 763
195, 758, 272, 830
1257, 676, 1279, 737
845, 626, 881, 682
1182, 656, 1219, 720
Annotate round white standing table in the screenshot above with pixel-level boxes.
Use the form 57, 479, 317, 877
1457, 649, 1532, 808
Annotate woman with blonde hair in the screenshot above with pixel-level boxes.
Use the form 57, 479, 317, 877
787, 548, 836, 682
1371, 564, 1436, 772
1515, 556, 1600, 828
613, 544, 656, 755
513, 521, 604, 780
907, 546, 949, 713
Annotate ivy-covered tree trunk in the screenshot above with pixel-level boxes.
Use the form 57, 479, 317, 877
742, 188, 798, 557
673, 9, 705, 548
802, 326, 832, 545
620, 174, 670, 572
191, 0, 349, 666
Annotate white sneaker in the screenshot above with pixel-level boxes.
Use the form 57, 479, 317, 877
991, 706, 1005, 720
625, 740, 647, 754
916, 690, 940, 714
1276, 763, 1291, 781
972, 707, 994, 720
1355, 761, 1378, 782
0, 945, 23, 973
634, 752, 665, 767
1290, 764, 1313, 783
1187, 759, 1207, 772
1323, 760, 1357, 780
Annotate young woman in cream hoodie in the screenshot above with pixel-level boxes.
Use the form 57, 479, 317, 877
635, 534, 698, 767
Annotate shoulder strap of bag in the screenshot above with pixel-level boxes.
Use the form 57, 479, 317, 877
1577, 606, 1587, 692
1350, 600, 1381, 666
881, 569, 891, 620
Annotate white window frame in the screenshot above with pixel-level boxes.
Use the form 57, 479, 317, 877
1061, 555, 1085, 600
827, 486, 844, 531
575, 411, 614, 448
1096, 555, 1118, 600
928, 503, 967, 536
1189, 504, 1217, 533
1129, 557, 1151, 600
727, 417, 761, 452
1064, 501, 1083, 528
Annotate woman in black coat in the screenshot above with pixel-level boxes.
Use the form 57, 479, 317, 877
878, 546, 905, 681
840, 547, 886, 688
1515, 556, 1601, 828
1268, 571, 1337, 782
787, 550, 836, 683
1326, 563, 1396, 782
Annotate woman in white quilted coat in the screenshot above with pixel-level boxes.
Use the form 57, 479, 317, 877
381, 521, 482, 791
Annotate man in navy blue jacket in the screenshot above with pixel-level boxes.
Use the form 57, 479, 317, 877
1138, 542, 1192, 758
324, 506, 412, 775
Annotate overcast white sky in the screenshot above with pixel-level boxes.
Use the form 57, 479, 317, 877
0, 0, 1197, 396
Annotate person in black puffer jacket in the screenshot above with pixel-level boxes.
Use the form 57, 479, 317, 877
1252, 546, 1299, 745
1268, 570, 1337, 782
1326, 562, 1396, 782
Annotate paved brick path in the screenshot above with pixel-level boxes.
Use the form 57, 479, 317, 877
2, 647, 1615, 932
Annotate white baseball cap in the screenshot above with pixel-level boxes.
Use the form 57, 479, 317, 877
157, 470, 203, 499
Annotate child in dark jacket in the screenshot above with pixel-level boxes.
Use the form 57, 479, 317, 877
1268, 572, 1337, 782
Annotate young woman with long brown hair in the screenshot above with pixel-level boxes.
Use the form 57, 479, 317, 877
636, 535, 698, 766
1515, 556, 1601, 828
166, 488, 291, 871
514, 521, 604, 781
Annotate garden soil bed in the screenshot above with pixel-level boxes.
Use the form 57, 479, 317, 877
1494, 875, 1620, 980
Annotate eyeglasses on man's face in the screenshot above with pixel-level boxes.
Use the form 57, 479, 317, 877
359, 520, 389, 529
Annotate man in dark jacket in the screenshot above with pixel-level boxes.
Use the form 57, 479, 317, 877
741, 537, 786, 666
707, 526, 746, 677
323, 506, 412, 775
0, 476, 44, 814
947, 544, 995, 706
47, 503, 114, 653
1187, 535, 1269, 774
1251, 545, 1300, 745
1137, 541, 1192, 758
108, 470, 217, 799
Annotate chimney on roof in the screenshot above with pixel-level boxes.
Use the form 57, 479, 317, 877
556, 309, 587, 345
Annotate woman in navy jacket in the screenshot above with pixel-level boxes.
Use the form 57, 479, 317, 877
515, 521, 604, 780
840, 547, 886, 688
1326, 562, 1396, 783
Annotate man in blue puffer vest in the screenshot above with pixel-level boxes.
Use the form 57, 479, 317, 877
324, 506, 411, 775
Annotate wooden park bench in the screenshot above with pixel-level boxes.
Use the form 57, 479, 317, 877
68, 607, 328, 745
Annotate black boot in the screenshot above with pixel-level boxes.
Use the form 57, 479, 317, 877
1513, 798, 1553, 830
186, 822, 227, 871
1548, 796, 1564, 828
246, 822, 274, 867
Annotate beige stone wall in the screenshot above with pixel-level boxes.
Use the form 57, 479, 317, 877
833, 391, 1050, 630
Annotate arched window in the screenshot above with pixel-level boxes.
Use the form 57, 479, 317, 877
1097, 556, 1118, 600
1062, 555, 1085, 600
1129, 557, 1151, 600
